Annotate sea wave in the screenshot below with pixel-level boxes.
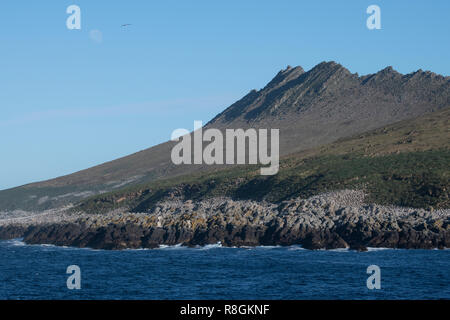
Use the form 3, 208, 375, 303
327, 248, 350, 252
5, 238, 26, 247
157, 243, 186, 250
197, 242, 223, 250
3, 239, 443, 252
366, 247, 392, 252
0, 238, 96, 251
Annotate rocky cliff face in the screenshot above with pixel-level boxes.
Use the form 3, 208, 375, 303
2, 190, 448, 250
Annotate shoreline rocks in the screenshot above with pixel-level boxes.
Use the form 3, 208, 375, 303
0, 190, 449, 251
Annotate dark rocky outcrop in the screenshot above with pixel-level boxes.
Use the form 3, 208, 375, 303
1, 191, 448, 250
0, 224, 28, 240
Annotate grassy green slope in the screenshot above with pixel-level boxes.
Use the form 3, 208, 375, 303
78, 108, 450, 214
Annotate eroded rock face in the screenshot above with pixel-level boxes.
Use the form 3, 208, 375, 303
1, 190, 449, 250
0, 224, 28, 240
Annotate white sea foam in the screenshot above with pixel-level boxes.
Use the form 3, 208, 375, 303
327, 248, 350, 252
8, 239, 26, 246
157, 243, 185, 250
287, 245, 306, 251
366, 247, 392, 252
256, 245, 282, 249
198, 242, 223, 250
2, 238, 444, 251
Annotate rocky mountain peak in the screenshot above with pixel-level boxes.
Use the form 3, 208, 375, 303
264, 65, 305, 90
209, 61, 449, 127
309, 61, 351, 75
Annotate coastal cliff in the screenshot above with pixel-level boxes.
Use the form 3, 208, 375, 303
1, 63, 448, 251
1, 190, 448, 250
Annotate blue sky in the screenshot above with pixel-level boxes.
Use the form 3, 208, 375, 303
0, 0, 449, 190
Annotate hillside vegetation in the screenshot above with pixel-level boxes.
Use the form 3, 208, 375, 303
77, 107, 450, 214
2, 61, 449, 212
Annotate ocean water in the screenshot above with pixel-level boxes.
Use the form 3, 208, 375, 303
0, 239, 448, 300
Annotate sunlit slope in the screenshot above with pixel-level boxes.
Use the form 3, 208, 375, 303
1, 62, 449, 211
77, 107, 450, 214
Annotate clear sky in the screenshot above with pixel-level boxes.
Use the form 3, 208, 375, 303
0, 0, 449, 190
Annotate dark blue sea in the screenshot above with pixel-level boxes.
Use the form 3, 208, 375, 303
0, 239, 448, 300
